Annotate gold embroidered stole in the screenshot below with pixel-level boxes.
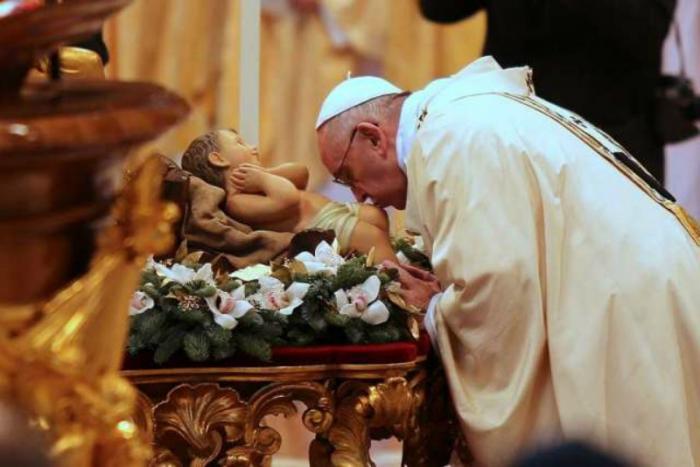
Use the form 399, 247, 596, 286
418, 91, 700, 245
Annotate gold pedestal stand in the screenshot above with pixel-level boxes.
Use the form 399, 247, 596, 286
0, 2, 189, 465
125, 357, 458, 467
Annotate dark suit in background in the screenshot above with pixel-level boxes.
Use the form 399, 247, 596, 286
419, 0, 675, 182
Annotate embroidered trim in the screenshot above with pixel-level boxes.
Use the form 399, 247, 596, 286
501, 92, 700, 246
420, 90, 700, 245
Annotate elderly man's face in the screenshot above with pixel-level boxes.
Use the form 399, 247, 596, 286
318, 123, 407, 209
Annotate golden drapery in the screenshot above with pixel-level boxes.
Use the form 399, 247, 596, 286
105, 0, 485, 188
260, 0, 391, 190
104, 0, 240, 159
384, 2, 486, 90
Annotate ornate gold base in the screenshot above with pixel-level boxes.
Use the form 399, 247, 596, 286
125, 359, 459, 466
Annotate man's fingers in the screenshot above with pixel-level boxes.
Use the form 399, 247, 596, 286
399, 262, 436, 281
396, 267, 423, 288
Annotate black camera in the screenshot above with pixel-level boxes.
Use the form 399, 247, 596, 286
655, 74, 700, 144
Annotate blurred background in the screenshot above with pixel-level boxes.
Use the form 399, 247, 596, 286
102, 0, 485, 203
98, 1, 698, 464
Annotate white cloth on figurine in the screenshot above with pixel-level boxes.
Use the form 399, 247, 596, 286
401, 57, 700, 466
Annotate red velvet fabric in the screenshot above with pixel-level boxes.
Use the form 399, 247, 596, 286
122, 332, 431, 370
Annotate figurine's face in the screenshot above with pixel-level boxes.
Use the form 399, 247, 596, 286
208, 129, 260, 170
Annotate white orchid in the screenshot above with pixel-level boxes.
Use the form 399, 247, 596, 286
251, 276, 310, 316
334, 275, 390, 325
129, 291, 154, 316
154, 262, 215, 286
205, 285, 253, 330
294, 241, 345, 275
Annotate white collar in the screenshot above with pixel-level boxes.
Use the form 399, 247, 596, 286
394, 56, 533, 174
396, 90, 424, 173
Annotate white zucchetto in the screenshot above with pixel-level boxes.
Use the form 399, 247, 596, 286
315, 76, 403, 129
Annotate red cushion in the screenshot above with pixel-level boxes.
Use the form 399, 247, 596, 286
122, 332, 431, 369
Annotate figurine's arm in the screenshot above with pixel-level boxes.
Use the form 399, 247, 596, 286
265, 163, 309, 190
226, 166, 301, 224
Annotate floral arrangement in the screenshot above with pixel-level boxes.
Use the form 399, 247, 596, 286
127, 241, 423, 364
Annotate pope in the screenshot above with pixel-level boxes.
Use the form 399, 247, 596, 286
315, 56, 700, 466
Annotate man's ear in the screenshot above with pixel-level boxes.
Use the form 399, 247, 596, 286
357, 122, 387, 153
207, 151, 230, 168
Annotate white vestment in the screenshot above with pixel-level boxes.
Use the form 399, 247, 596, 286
403, 57, 700, 466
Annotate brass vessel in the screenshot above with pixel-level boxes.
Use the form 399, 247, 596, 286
0, 1, 189, 465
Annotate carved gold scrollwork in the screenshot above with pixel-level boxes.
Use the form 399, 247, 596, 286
327, 373, 427, 467
151, 447, 184, 467
146, 381, 334, 467
328, 381, 374, 467
133, 390, 155, 446
220, 381, 334, 467
130, 366, 449, 466
153, 384, 246, 466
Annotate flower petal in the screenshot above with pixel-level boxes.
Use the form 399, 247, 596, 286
316, 241, 343, 266
154, 262, 194, 284
218, 294, 237, 315
339, 303, 362, 318
294, 251, 316, 263
286, 282, 310, 300
278, 297, 303, 316
213, 313, 238, 330
334, 289, 349, 308
300, 260, 331, 275
314, 241, 334, 259
231, 285, 247, 301
194, 263, 214, 284
360, 275, 381, 302
361, 300, 390, 325
204, 295, 219, 315
258, 276, 284, 292
231, 300, 254, 318
129, 291, 154, 316
173, 264, 199, 283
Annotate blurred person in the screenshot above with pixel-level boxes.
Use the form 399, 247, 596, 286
511, 441, 631, 467
419, 0, 676, 183
664, 0, 700, 218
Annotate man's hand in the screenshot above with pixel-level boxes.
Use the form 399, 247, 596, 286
230, 163, 268, 193
382, 260, 441, 311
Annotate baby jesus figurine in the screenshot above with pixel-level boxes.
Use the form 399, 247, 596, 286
181, 129, 398, 263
